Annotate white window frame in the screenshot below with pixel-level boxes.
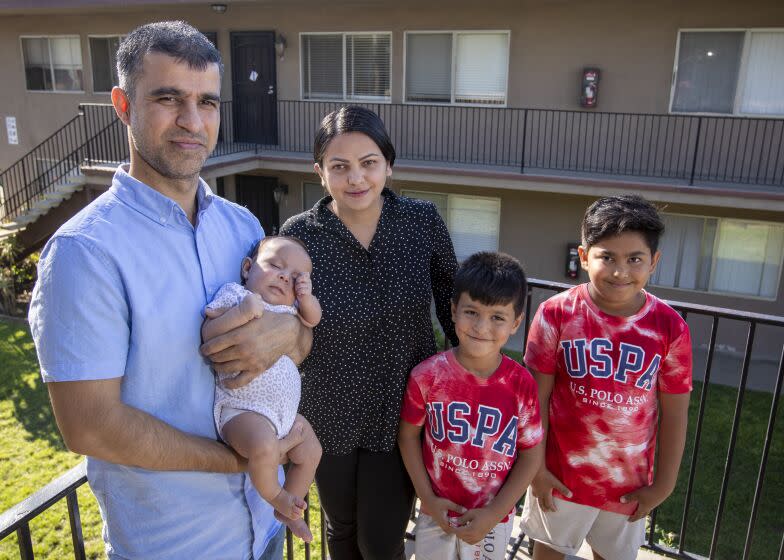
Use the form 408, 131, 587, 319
650, 211, 784, 301
87, 34, 124, 94
20, 35, 84, 93
669, 28, 784, 118
299, 31, 392, 103
403, 30, 511, 108
401, 189, 501, 260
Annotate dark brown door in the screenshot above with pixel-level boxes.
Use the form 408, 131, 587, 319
235, 175, 280, 234
230, 31, 277, 145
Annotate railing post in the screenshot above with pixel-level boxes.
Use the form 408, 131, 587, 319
80, 105, 92, 166
16, 522, 34, 560
67, 491, 87, 560
520, 108, 528, 174
689, 116, 702, 186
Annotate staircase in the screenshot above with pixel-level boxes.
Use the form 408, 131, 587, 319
0, 104, 124, 239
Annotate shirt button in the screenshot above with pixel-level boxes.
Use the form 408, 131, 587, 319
160, 216, 167, 224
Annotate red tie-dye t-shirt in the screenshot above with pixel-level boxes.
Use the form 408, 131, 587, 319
524, 284, 692, 515
401, 350, 543, 521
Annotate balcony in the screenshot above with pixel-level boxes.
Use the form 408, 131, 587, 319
2, 100, 783, 232
2, 279, 782, 560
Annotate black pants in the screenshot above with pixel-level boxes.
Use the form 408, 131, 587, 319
315, 447, 415, 560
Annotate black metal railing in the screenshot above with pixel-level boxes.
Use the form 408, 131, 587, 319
247, 101, 784, 188
2, 100, 782, 225
2, 278, 783, 559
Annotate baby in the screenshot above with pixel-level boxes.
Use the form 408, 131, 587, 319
208, 235, 322, 542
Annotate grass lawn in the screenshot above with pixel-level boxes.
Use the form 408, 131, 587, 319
0, 318, 324, 560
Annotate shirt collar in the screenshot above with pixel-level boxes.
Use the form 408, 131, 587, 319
110, 164, 215, 226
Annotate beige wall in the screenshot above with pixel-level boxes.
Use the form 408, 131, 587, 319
2, 0, 783, 169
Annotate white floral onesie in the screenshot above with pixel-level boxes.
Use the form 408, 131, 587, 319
208, 282, 300, 438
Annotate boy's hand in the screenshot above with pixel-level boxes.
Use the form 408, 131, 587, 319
621, 483, 672, 522
421, 495, 466, 535
531, 467, 572, 512
294, 272, 313, 298
452, 506, 500, 545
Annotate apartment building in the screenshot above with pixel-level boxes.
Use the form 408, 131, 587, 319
1, 0, 783, 356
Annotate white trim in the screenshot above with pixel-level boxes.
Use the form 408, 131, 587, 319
299, 31, 393, 103
669, 27, 784, 118
402, 30, 510, 108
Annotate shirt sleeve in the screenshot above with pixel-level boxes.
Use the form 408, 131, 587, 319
658, 319, 693, 394
29, 235, 129, 382
428, 204, 459, 347
517, 369, 544, 450
400, 367, 427, 426
524, 299, 561, 375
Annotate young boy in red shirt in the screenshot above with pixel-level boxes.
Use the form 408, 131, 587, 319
521, 195, 692, 560
399, 252, 544, 560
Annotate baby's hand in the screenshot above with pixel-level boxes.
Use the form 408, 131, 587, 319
294, 272, 313, 298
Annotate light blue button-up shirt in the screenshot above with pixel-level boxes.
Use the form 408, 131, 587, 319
29, 165, 281, 559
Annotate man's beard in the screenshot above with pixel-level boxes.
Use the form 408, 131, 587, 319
130, 126, 208, 181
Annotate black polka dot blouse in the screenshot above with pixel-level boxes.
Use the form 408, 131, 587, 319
280, 188, 459, 455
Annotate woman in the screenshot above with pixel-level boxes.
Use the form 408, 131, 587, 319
280, 105, 458, 559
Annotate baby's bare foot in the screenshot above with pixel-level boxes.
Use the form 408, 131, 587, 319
270, 488, 306, 520
274, 510, 314, 542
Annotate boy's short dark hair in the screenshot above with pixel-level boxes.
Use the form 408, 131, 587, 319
581, 195, 664, 254
452, 252, 527, 317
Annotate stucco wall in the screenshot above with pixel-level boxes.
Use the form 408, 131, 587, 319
2, 0, 782, 169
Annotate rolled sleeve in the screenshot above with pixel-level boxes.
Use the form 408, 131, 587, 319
29, 235, 129, 382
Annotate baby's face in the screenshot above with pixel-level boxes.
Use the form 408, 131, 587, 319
242, 238, 312, 306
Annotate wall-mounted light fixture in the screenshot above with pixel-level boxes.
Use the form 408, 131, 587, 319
274, 34, 287, 61
273, 184, 289, 205
211, 3, 227, 14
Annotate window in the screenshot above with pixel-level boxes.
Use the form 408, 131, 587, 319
671, 29, 784, 116
405, 31, 509, 105
22, 36, 83, 92
301, 33, 391, 102
650, 213, 784, 299
89, 36, 122, 93
303, 182, 325, 210
402, 190, 500, 261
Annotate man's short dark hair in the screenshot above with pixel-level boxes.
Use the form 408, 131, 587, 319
452, 252, 528, 317
581, 195, 664, 254
117, 21, 223, 100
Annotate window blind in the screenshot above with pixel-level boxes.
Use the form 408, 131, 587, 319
448, 195, 500, 261
454, 33, 508, 105
740, 31, 784, 115
346, 33, 391, 100
302, 34, 343, 99
405, 33, 452, 103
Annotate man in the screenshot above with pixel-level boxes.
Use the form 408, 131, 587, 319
28, 21, 310, 559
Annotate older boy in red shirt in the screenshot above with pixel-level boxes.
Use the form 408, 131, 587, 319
522, 195, 692, 560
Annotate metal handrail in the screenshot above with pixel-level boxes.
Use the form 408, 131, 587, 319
3, 99, 783, 225
2, 278, 783, 559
